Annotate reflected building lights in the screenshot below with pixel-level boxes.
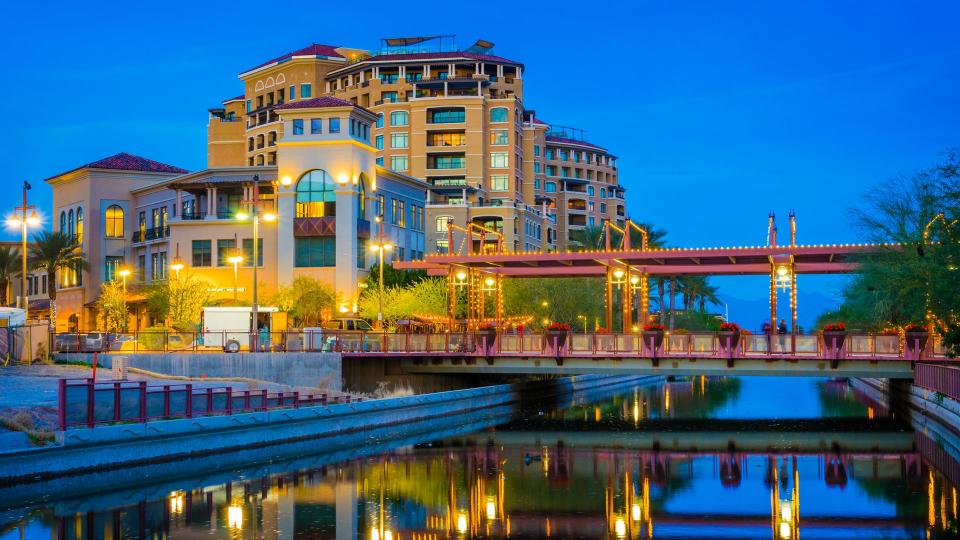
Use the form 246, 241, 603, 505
227, 505, 243, 529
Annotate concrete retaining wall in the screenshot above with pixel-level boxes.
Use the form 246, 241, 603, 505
57, 352, 342, 392
0, 374, 658, 485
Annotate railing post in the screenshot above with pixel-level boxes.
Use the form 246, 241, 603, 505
112, 382, 122, 423
139, 381, 147, 422
185, 384, 193, 418
293, 391, 300, 408
261, 389, 267, 410
225, 387, 233, 415
207, 387, 214, 414
163, 385, 171, 417
58, 378, 67, 431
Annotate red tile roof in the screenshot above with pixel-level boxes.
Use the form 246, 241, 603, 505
45, 152, 188, 182
223, 94, 245, 103
363, 51, 522, 66
531, 117, 549, 126
242, 44, 344, 74
275, 96, 373, 115
545, 135, 606, 151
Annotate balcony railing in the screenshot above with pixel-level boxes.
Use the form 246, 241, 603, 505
132, 226, 170, 243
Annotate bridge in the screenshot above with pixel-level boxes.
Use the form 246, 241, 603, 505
337, 329, 945, 378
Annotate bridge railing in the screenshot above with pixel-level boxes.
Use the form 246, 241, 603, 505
915, 363, 960, 402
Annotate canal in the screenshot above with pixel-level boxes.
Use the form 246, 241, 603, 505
2, 376, 958, 539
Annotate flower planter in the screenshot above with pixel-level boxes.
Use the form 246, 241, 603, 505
822, 331, 846, 352
477, 329, 497, 355
905, 331, 929, 355
642, 331, 664, 352
718, 331, 741, 355
546, 331, 568, 356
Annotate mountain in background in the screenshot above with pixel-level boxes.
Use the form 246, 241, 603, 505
716, 290, 842, 332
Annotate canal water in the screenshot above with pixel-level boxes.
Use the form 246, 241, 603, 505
2, 376, 959, 539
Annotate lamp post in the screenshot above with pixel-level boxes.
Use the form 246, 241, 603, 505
369, 239, 393, 327
170, 242, 185, 279
6, 182, 39, 320
236, 175, 276, 340
118, 268, 131, 291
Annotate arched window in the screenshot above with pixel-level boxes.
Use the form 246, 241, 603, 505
600, 188, 606, 198
357, 173, 367, 218
59, 211, 66, 233
295, 170, 336, 217
390, 111, 408, 127
376, 113, 383, 128
76, 208, 84, 243
105, 205, 124, 238
490, 107, 508, 123
588, 186, 595, 197
67, 209, 74, 238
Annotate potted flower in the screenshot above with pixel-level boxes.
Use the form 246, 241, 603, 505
822, 322, 847, 351
546, 322, 570, 354
477, 321, 497, 347
904, 323, 929, 355
718, 321, 741, 355
642, 323, 666, 352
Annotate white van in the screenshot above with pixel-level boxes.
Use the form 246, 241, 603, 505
201, 306, 279, 352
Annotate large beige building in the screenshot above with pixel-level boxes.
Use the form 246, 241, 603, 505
208, 37, 627, 253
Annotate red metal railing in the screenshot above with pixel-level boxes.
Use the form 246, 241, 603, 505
50, 330, 950, 362
915, 363, 960, 402
57, 378, 360, 430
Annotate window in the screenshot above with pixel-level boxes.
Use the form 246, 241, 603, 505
600, 188, 607, 198
192, 240, 211, 267
600, 203, 607, 213
375, 135, 383, 149
428, 108, 465, 124
377, 194, 385, 217
390, 111, 409, 126
411, 205, 424, 231
545, 148, 555, 160
296, 170, 336, 217
429, 155, 464, 169
391, 155, 409, 172
310, 118, 322, 134
376, 157, 384, 166
381, 91, 398, 103
104, 205, 124, 238
534, 145, 540, 157
59, 211, 66, 233
534, 162, 541, 174
76, 208, 83, 243
489, 175, 509, 191
490, 107, 508, 123
300, 83, 312, 98
490, 129, 509, 145
427, 132, 465, 147
435, 240, 449, 254
217, 239, 236, 266
329, 118, 340, 133
242, 238, 264, 267
390, 132, 408, 149
380, 73, 399, 84
376, 113, 383, 128
104, 256, 123, 282
295, 237, 335, 267
490, 152, 508, 168
392, 199, 406, 227
436, 216, 452, 232
357, 238, 367, 268
289, 85, 295, 100
545, 182, 557, 193
588, 186, 595, 196
292, 119, 304, 135
534, 179, 541, 190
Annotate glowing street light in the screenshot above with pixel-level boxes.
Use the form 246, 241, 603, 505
236, 174, 277, 343
117, 268, 131, 290
6, 181, 41, 322
369, 240, 393, 325
227, 254, 243, 301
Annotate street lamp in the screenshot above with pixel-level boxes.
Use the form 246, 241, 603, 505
117, 268, 131, 291
6, 181, 40, 320
236, 174, 276, 340
227, 254, 243, 301
170, 242, 185, 279
369, 240, 393, 326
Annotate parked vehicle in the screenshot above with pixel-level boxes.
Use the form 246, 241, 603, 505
54, 332, 108, 352
318, 318, 382, 352
201, 306, 280, 353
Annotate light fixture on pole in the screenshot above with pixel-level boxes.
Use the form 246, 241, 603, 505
369, 240, 393, 326
236, 174, 276, 342
117, 268, 131, 291
170, 242, 185, 279
6, 182, 40, 320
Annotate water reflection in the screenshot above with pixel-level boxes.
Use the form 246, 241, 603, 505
3, 377, 960, 539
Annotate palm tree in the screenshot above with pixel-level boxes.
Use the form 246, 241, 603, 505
569, 225, 605, 251
29, 231, 87, 330
698, 281, 721, 312
0, 246, 20, 306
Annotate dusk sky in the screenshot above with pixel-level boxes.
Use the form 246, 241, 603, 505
3, 1, 957, 326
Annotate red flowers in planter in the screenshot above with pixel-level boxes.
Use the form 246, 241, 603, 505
904, 323, 928, 333
644, 323, 665, 332
477, 322, 496, 331
879, 328, 900, 336
719, 322, 740, 332
547, 322, 571, 332
823, 322, 846, 332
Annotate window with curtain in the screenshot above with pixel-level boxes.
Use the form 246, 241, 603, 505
104, 205, 124, 238
295, 170, 336, 217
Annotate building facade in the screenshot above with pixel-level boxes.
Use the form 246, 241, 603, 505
207, 37, 627, 254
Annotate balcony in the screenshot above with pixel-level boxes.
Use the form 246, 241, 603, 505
294, 217, 371, 238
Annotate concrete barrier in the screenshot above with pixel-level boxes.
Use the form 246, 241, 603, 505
0, 374, 658, 485
57, 352, 343, 392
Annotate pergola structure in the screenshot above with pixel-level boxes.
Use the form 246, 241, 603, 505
397, 214, 894, 334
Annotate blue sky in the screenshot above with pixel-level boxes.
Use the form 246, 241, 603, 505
2, 1, 957, 325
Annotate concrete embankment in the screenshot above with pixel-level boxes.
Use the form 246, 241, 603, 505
0, 374, 659, 489
56, 352, 343, 392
